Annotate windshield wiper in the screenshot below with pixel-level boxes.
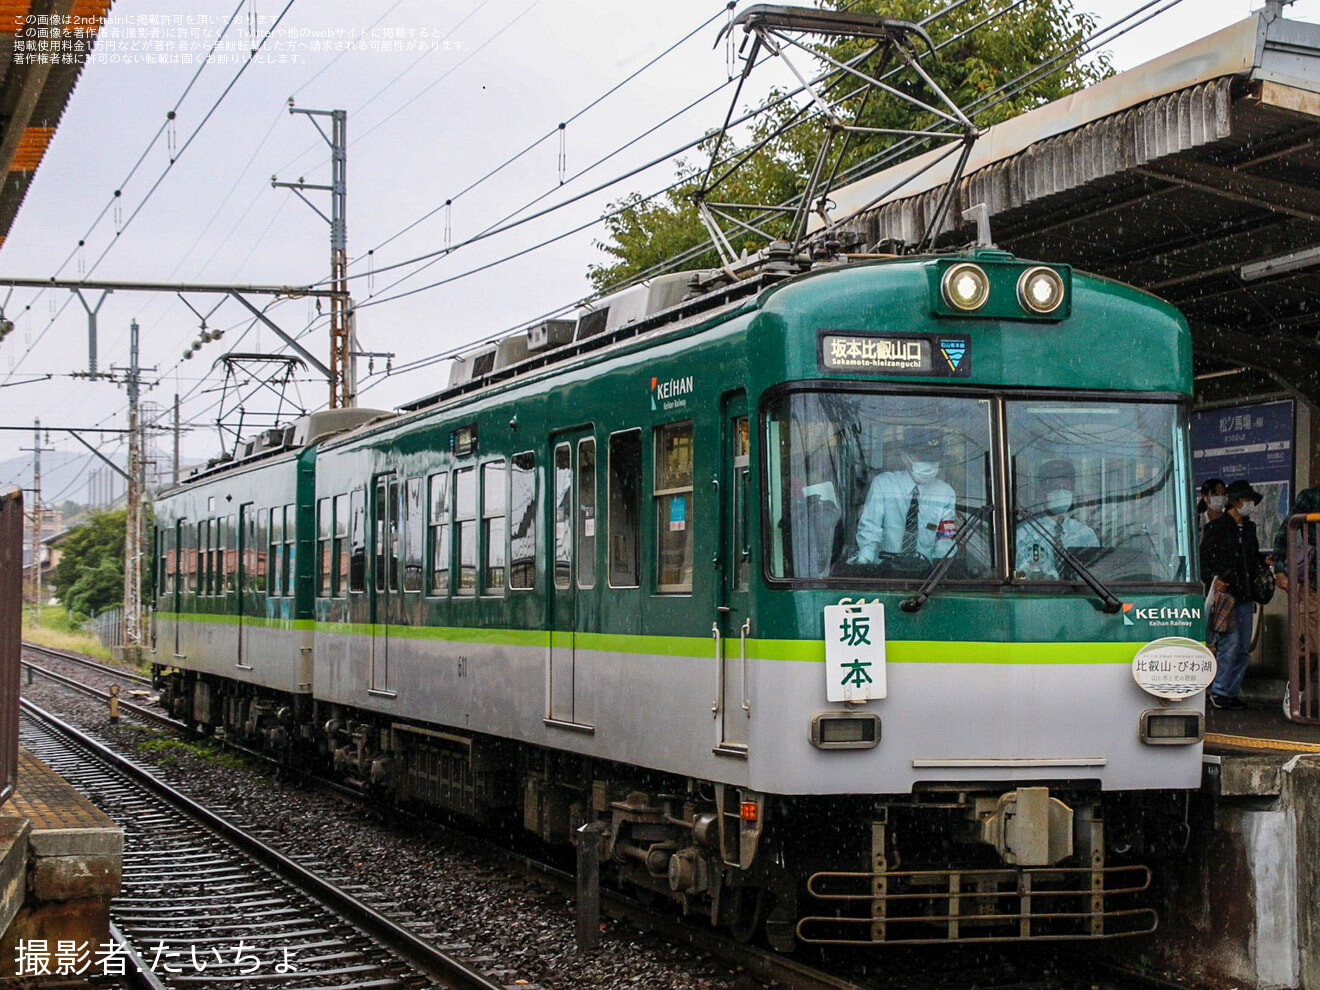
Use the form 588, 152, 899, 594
901, 504, 993, 613
1015, 508, 1123, 613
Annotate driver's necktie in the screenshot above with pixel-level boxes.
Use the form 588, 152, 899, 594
902, 485, 920, 554
1055, 516, 1066, 570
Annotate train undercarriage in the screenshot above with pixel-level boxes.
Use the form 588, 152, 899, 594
156, 664, 1165, 950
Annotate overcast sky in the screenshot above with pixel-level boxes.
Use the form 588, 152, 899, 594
0, 0, 1312, 490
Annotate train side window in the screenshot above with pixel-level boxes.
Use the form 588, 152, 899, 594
509, 452, 536, 590
577, 440, 597, 590
317, 498, 332, 597
254, 511, 267, 594
284, 504, 297, 597
732, 416, 751, 591
198, 520, 210, 596
388, 480, 401, 593
482, 460, 506, 596
170, 522, 181, 597
455, 467, 476, 596
333, 494, 348, 597
404, 478, 424, 592
211, 518, 221, 595
428, 472, 450, 596
608, 430, 641, 588
186, 522, 197, 594
553, 443, 572, 590
216, 514, 227, 594
654, 421, 694, 593
349, 490, 366, 592
269, 508, 282, 597
157, 527, 168, 600
226, 515, 237, 594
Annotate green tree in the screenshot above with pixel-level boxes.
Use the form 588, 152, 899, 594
51, 508, 153, 616
589, 0, 1109, 291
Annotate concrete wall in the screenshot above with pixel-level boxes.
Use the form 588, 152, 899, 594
1144, 754, 1320, 989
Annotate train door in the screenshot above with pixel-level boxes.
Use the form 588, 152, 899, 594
236, 504, 255, 670
370, 473, 400, 695
547, 430, 594, 725
715, 393, 751, 754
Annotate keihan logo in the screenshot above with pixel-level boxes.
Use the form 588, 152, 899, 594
1121, 602, 1201, 626
651, 375, 694, 411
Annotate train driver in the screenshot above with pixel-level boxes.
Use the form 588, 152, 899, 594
853, 432, 957, 562
1015, 458, 1099, 579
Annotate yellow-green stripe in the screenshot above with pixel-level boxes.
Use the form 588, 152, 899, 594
158, 613, 1142, 665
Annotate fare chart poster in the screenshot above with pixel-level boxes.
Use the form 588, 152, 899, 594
1192, 399, 1295, 541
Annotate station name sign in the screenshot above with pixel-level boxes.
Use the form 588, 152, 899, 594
818, 331, 971, 377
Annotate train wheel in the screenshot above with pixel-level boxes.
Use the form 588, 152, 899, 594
727, 886, 768, 943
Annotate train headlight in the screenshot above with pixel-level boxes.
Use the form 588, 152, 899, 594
1017, 266, 1065, 315
1139, 710, 1204, 745
941, 263, 990, 312
810, 712, 881, 749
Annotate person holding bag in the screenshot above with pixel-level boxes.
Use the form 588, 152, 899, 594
1199, 480, 1267, 710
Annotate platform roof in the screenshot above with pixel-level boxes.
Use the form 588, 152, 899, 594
0, 1, 111, 251
832, 7, 1320, 406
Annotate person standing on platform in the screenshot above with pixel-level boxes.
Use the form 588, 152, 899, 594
1200, 479, 1264, 710
1274, 484, 1320, 707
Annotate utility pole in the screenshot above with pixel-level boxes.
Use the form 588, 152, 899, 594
112, 320, 154, 655
272, 105, 353, 408
20, 420, 50, 626
172, 392, 181, 485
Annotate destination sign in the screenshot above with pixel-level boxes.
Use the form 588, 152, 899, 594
819, 332, 971, 377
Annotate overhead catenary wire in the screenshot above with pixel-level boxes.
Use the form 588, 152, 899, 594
351, 0, 1028, 309
272, 0, 498, 178
319, 0, 1002, 296
353, 0, 1175, 391
353, 2, 732, 264
2, 0, 299, 386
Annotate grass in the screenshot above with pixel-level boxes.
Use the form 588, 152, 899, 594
22, 604, 112, 660
136, 735, 254, 771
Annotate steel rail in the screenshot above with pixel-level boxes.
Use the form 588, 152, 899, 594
22, 641, 152, 686
21, 700, 506, 990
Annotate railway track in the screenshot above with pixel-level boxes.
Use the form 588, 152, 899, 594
20, 699, 507, 990
21, 641, 152, 687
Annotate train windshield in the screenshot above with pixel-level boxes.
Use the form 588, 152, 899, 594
765, 392, 996, 581
765, 391, 1194, 587
1007, 399, 1192, 585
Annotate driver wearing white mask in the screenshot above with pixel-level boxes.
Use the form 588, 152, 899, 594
853, 432, 957, 563
1016, 459, 1099, 579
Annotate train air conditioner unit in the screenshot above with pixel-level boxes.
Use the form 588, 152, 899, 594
525, 319, 575, 352
448, 346, 498, 388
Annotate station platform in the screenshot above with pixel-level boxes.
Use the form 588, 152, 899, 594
0, 749, 122, 979
1205, 705, 1320, 755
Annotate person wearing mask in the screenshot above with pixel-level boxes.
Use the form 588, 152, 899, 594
854, 432, 957, 563
1015, 459, 1099, 579
1197, 478, 1227, 536
1200, 479, 1264, 710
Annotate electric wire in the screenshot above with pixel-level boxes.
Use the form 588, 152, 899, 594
2, 0, 298, 386
353, 0, 1170, 388
350, 0, 1015, 308
355, 2, 731, 263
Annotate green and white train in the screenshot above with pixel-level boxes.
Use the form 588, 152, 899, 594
152, 248, 1209, 948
